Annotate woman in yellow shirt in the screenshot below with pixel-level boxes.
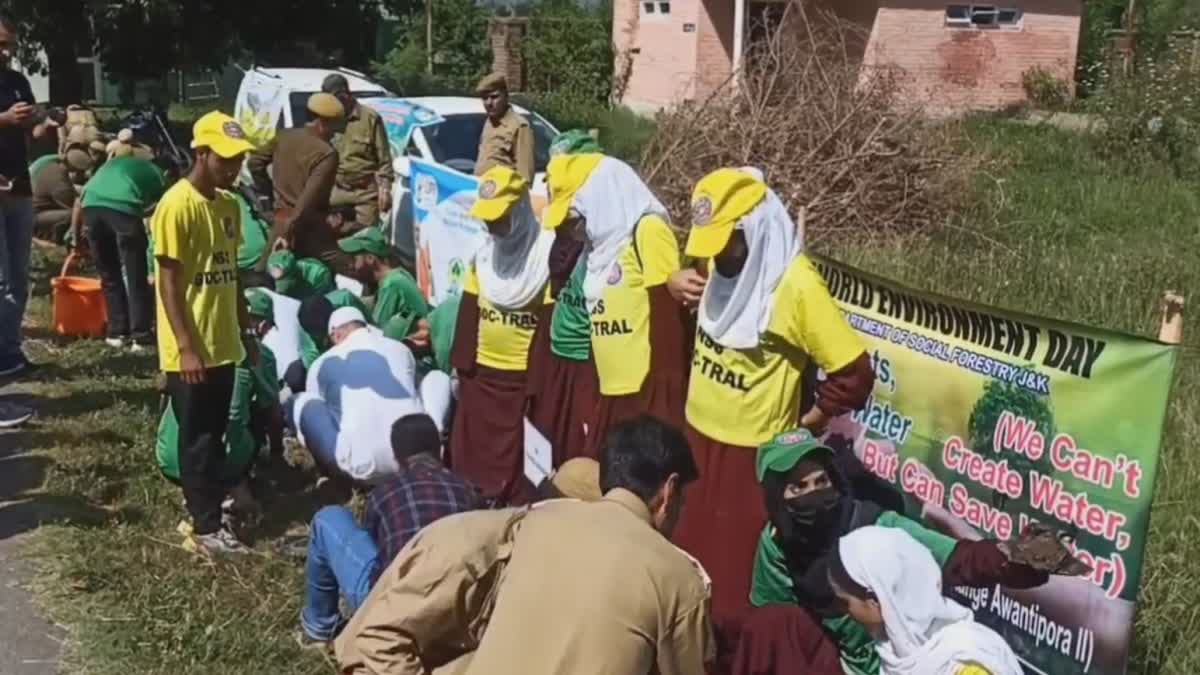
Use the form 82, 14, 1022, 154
672, 168, 874, 649
541, 154, 692, 458
449, 166, 554, 504
831, 526, 1023, 675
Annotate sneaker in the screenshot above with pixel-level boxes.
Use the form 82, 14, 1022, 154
295, 629, 331, 651
129, 333, 155, 354
0, 402, 33, 429
194, 527, 251, 555
0, 354, 30, 377
104, 337, 125, 349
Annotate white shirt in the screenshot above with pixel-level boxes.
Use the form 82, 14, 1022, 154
306, 326, 423, 481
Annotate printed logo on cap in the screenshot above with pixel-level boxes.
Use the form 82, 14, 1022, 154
777, 430, 811, 445
222, 121, 247, 140
479, 179, 498, 199
692, 196, 713, 226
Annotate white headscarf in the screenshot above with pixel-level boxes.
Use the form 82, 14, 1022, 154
475, 194, 554, 310
698, 170, 801, 349
570, 157, 670, 303
838, 526, 1024, 675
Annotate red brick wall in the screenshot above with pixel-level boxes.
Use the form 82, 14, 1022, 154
694, 0, 736, 98
863, 0, 1082, 112
615, 0, 704, 111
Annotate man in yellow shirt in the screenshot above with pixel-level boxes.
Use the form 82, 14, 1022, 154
152, 111, 256, 555
671, 168, 874, 657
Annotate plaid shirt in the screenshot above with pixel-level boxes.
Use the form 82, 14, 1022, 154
364, 454, 479, 580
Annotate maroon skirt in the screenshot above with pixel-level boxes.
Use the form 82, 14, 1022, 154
448, 364, 534, 505
582, 285, 693, 458
527, 354, 600, 466
672, 427, 768, 660
732, 604, 843, 675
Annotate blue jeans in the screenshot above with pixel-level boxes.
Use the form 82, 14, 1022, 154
0, 196, 33, 359
301, 505, 379, 640
290, 394, 341, 474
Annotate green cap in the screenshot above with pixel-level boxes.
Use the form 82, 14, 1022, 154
338, 227, 390, 257
550, 129, 602, 157
244, 288, 273, 318
382, 311, 417, 342
755, 428, 831, 481
267, 250, 299, 295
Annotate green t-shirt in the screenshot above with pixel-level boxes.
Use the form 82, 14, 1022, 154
427, 295, 459, 375
234, 191, 270, 271
29, 154, 56, 181
156, 342, 278, 481
749, 510, 959, 675
550, 261, 590, 362
81, 157, 167, 216
277, 258, 335, 300
300, 290, 372, 368
372, 267, 429, 328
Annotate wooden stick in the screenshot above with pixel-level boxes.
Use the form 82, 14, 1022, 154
1158, 291, 1184, 345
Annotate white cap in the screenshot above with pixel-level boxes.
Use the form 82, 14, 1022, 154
328, 306, 367, 335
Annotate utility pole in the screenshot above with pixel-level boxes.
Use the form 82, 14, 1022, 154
426, 0, 434, 75
1124, 0, 1138, 76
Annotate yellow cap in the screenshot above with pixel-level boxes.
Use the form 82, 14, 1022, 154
684, 168, 768, 258
469, 166, 528, 222
542, 153, 604, 229
190, 111, 256, 159
307, 93, 346, 120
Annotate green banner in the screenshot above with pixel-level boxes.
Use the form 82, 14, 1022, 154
811, 255, 1177, 675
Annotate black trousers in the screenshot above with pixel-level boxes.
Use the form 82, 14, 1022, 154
84, 206, 152, 338
166, 365, 236, 535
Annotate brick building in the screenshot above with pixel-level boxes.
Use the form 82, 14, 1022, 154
613, 0, 1084, 113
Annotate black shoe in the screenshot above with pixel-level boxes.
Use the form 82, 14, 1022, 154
0, 401, 34, 428
0, 353, 33, 377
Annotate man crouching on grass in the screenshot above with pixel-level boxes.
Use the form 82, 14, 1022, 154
153, 111, 257, 555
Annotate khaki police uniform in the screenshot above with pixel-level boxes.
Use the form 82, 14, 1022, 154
473, 74, 535, 182
246, 93, 347, 272
329, 101, 393, 230
337, 493, 715, 675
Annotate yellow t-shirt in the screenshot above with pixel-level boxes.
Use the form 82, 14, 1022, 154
590, 214, 680, 396
958, 664, 993, 675
152, 180, 245, 372
464, 266, 549, 371
686, 255, 864, 447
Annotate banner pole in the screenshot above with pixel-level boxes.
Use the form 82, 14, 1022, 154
1158, 291, 1185, 345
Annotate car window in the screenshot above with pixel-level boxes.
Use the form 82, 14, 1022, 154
286, 90, 389, 129
422, 113, 554, 173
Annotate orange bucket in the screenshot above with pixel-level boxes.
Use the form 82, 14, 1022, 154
52, 254, 107, 338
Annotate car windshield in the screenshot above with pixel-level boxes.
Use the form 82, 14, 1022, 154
285, 90, 389, 129
422, 112, 555, 173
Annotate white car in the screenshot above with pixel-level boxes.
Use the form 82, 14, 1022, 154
233, 67, 560, 264
362, 96, 559, 264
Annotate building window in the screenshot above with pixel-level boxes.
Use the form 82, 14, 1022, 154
946, 4, 1022, 29
641, 1, 670, 17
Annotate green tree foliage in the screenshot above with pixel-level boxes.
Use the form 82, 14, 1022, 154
4, 0, 384, 103
522, 0, 613, 103
373, 0, 491, 95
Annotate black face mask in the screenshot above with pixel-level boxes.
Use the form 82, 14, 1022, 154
776, 487, 845, 561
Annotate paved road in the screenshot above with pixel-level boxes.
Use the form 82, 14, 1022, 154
0, 401, 65, 675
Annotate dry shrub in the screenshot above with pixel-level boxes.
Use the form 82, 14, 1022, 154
639, 1, 976, 246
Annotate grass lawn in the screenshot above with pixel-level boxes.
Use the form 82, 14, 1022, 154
12, 118, 1200, 674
